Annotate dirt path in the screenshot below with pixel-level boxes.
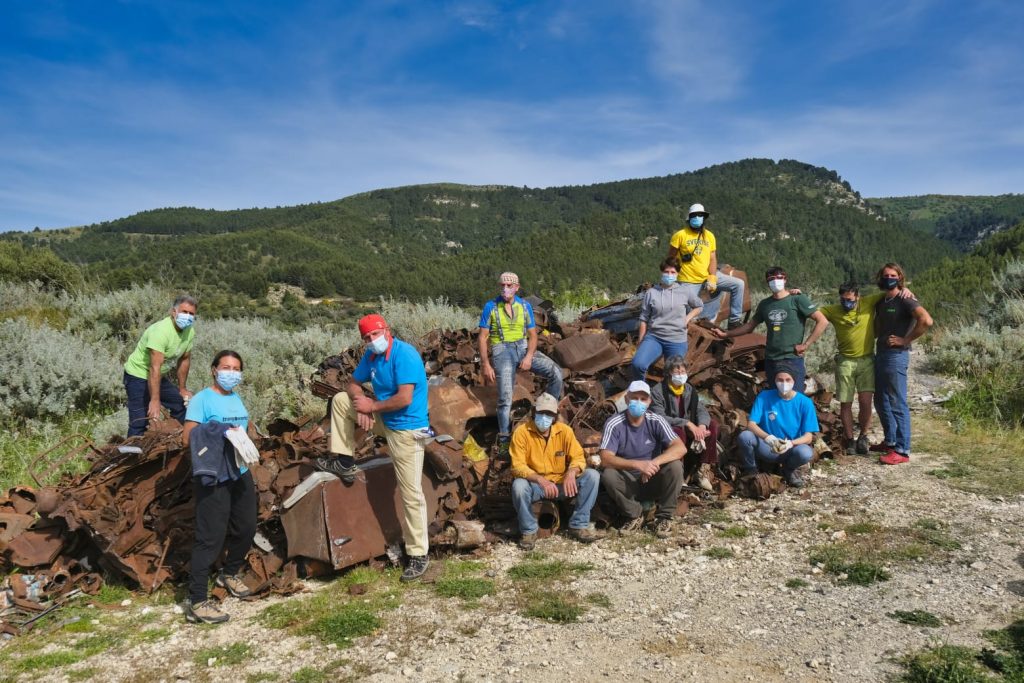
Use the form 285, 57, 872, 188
7, 352, 1023, 683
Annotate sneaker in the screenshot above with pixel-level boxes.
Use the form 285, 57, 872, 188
496, 436, 511, 458
314, 456, 360, 484
784, 470, 805, 488
697, 463, 714, 492
566, 527, 604, 544
869, 442, 894, 453
619, 517, 644, 534
844, 438, 857, 455
400, 555, 429, 582
215, 571, 252, 598
518, 533, 537, 551
651, 518, 673, 539
185, 599, 229, 624
727, 320, 745, 330
855, 434, 869, 455
879, 451, 910, 465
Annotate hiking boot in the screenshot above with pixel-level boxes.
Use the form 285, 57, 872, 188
869, 441, 894, 454
314, 456, 360, 484
696, 463, 714, 492
496, 436, 511, 459
566, 527, 604, 544
518, 533, 537, 551
651, 518, 673, 539
185, 599, 229, 624
619, 517, 644, 534
727, 319, 745, 330
400, 555, 429, 582
879, 451, 910, 465
855, 434, 870, 455
844, 438, 857, 455
784, 470, 805, 488
215, 571, 252, 598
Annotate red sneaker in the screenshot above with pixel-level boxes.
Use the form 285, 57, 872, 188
869, 442, 893, 453
879, 451, 910, 465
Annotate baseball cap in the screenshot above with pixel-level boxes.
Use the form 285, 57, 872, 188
358, 314, 387, 337
534, 393, 559, 413
626, 380, 652, 395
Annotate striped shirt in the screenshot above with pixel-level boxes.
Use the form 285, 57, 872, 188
599, 411, 678, 461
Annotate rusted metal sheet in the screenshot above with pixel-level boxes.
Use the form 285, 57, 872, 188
551, 332, 623, 375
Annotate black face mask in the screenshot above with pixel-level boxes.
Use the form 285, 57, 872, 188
879, 277, 900, 290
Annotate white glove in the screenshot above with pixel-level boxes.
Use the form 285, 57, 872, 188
764, 435, 781, 449
226, 427, 260, 467
773, 439, 793, 454
691, 438, 706, 454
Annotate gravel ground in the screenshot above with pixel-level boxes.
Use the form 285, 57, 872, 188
11, 352, 1024, 683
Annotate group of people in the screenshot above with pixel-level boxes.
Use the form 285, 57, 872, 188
120, 202, 932, 624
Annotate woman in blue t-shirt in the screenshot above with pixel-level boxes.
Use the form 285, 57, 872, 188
181, 350, 257, 624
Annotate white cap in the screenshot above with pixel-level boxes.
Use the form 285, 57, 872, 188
626, 380, 652, 395
687, 203, 708, 217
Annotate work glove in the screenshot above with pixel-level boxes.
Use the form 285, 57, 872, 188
226, 428, 260, 467
691, 438, 706, 454
772, 439, 793, 455
705, 275, 718, 294
764, 435, 780, 450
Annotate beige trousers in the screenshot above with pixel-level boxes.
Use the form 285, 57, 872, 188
330, 392, 429, 556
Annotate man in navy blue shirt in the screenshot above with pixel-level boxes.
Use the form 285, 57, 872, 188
316, 314, 432, 581
737, 371, 819, 488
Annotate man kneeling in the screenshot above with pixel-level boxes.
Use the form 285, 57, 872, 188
510, 393, 603, 550
738, 371, 819, 488
599, 381, 687, 538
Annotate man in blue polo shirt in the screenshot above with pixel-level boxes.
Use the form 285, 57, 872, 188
737, 371, 819, 488
478, 271, 563, 451
315, 313, 432, 582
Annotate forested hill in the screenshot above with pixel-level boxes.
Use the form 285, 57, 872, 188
7, 159, 955, 305
869, 194, 1024, 251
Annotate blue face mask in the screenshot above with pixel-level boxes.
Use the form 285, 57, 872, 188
879, 277, 900, 291
533, 413, 554, 431
175, 312, 195, 329
369, 335, 389, 354
689, 216, 704, 229
840, 299, 857, 312
660, 273, 676, 286
627, 399, 648, 418
216, 370, 242, 392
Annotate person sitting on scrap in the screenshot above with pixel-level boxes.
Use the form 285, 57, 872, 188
737, 370, 819, 488
478, 271, 564, 453
631, 257, 704, 380
649, 356, 717, 492
599, 381, 687, 538
510, 393, 603, 550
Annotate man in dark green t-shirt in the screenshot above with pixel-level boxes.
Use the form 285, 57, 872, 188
714, 266, 828, 393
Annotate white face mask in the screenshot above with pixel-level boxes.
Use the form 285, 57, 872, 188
768, 278, 786, 294
671, 373, 688, 386
776, 381, 795, 395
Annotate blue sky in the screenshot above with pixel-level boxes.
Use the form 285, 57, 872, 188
2, 0, 1022, 231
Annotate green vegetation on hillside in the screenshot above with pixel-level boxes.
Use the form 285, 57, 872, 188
4, 159, 955, 305
870, 193, 1024, 250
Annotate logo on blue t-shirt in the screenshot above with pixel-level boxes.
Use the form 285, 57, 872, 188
768, 411, 777, 421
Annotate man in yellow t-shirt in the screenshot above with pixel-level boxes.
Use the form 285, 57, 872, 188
122, 295, 197, 436
819, 282, 913, 454
666, 203, 745, 328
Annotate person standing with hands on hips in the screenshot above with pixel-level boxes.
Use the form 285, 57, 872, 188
122, 295, 197, 436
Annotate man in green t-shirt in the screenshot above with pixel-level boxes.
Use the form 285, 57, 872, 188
819, 282, 916, 454
714, 266, 828, 393
122, 295, 197, 436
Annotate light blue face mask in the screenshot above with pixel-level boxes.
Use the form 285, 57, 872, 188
216, 369, 242, 392
369, 335, 389, 354
533, 413, 554, 431
689, 216, 704, 229
660, 273, 676, 286
627, 399, 648, 418
175, 312, 195, 329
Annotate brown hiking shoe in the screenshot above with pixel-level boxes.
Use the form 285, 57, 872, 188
566, 527, 605, 544
651, 518, 673, 539
619, 517, 644, 534
185, 599, 229, 624
215, 571, 252, 598
518, 533, 537, 551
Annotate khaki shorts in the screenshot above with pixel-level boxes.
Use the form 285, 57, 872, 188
835, 355, 875, 403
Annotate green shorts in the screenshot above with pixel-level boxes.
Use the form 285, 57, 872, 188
835, 355, 875, 402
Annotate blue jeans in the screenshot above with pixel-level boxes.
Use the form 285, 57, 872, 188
491, 339, 562, 436
764, 357, 806, 394
737, 430, 813, 475
678, 270, 745, 324
123, 371, 186, 436
631, 335, 689, 380
511, 469, 600, 534
874, 349, 911, 454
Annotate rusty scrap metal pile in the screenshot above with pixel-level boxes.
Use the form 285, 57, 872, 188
1, 293, 841, 634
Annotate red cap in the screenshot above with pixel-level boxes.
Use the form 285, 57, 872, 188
358, 314, 387, 337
